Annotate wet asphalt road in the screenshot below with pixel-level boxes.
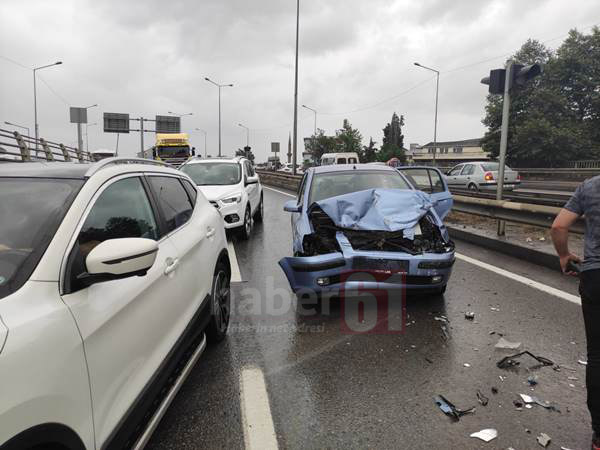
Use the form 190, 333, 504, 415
147, 186, 590, 450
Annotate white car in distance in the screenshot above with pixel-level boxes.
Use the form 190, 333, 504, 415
0, 158, 231, 450
180, 157, 263, 240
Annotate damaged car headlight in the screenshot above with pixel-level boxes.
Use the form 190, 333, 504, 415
221, 194, 242, 204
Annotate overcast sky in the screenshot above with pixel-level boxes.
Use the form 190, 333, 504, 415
1, 0, 599, 162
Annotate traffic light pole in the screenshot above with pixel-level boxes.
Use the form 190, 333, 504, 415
496, 60, 513, 236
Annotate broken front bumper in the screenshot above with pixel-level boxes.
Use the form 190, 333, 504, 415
279, 232, 455, 293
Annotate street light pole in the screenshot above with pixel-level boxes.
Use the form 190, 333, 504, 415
84, 104, 98, 152
86, 123, 97, 152
33, 61, 62, 154
292, 0, 300, 175
414, 62, 440, 166
195, 128, 208, 158
301, 104, 317, 134
238, 123, 249, 148
205, 78, 233, 157
4, 121, 30, 137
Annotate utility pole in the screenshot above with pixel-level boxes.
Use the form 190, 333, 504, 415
481, 60, 542, 236
238, 123, 249, 147
414, 62, 440, 166
495, 60, 514, 236
292, 0, 300, 175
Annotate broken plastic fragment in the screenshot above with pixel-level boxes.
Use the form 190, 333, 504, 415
578, 359, 588, 366
434, 395, 475, 421
495, 337, 522, 350
465, 311, 475, 320
519, 394, 560, 412
527, 375, 538, 386
497, 351, 554, 370
434, 315, 449, 323
476, 390, 489, 406
470, 429, 498, 443
537, 433, 551, 447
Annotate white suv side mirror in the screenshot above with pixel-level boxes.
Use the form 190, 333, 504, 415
78, 238, 158, 287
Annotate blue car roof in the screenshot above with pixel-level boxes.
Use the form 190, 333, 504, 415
308, 164, 399, 174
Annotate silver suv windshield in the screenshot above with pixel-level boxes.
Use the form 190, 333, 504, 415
181, 162, 242, 186
0, 178, 83, 299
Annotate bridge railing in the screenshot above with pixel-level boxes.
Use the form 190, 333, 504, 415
256, 169, 584, 234
0, 128, 93, 163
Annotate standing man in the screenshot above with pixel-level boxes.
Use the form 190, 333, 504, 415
551, 178, 600, 450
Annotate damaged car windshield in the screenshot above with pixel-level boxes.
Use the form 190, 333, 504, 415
309, 171, 410, 204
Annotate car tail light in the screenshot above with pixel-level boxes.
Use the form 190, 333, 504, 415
516, 174, 521, 181
484, 172, 494, 181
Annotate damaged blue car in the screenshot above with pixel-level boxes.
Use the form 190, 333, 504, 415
278, 164, 455, 295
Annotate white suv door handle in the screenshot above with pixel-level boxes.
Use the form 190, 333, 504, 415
164, 257, 179, 275
206, 227, 216, 238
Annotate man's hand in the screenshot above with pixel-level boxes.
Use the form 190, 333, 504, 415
551, 208, 581, 276
559, 253, 581, 276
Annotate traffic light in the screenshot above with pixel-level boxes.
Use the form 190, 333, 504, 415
481, 69, 506, 95
511, 64, 543, 88
481, 63, 543, 95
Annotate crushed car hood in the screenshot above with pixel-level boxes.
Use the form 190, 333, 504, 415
308, 188, 436, 238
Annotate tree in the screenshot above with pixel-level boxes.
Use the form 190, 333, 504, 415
481, 30, 600, 167
306, 128, 338, 163
378, 112, 406, 163
362, 137, 378, 162
335, 119, 363, 159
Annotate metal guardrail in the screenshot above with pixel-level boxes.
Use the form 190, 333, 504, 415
256, 170, 583, 234
0, 128, 93, 163
449, 187, 570, 207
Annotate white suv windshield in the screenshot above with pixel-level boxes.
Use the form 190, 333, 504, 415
182, 162, 242, 186
0, 178, 83, 299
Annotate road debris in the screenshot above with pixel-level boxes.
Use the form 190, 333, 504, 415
527, 375, 539, 386
434, 315, 449, 323
434, 395, 475, 421
513, 399, 524, 410
463, 363, 471, 368
495, 337, 522, 350
578, 359, 588, 366
490, 307, 500, 312
537, 432, 551, 447
519, 394, 560, 412
476, 390, 489, 406
470, 428, 498, 443
497, 351, 554, 370
465, 311, 475, 320
491, 387, 499, 394
440, 325, 451, 341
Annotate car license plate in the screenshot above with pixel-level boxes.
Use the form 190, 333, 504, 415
352, 257, 408, 273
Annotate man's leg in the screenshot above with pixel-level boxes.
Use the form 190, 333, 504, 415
580, 270, 600, 437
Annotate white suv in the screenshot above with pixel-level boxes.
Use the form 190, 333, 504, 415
180, 157, 263, 240
0, 158, 231, 449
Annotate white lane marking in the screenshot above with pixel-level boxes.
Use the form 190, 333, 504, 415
263, 184, 580, 304
240, 367, 278, 450
228, 240, 242, 282
263, 186, 295, 197
455, 252, 580, 305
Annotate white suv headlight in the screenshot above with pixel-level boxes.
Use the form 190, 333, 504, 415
221, 194, 242, 204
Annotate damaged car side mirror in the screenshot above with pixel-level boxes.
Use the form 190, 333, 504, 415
283, 200, 302, 213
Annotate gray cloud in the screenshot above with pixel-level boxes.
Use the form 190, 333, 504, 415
1, 0, 599, 162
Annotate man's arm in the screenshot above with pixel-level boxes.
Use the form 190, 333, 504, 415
551, 208, 581, 275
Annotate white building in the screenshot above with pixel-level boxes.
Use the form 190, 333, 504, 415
411, 138, 490, 166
